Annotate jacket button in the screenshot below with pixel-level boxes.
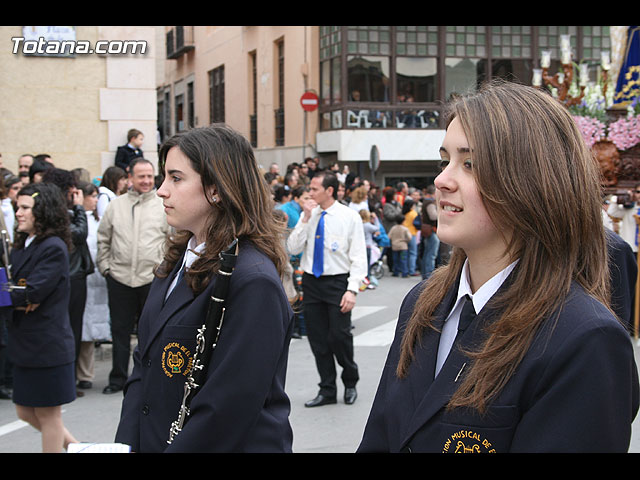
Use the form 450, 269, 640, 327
146, 359, 151, 367
142, 405, 149, 415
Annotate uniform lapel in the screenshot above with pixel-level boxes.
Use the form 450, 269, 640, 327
10, 242, 36, 280
406, 283, 457, 408
400, 268, 517, 449
402, 307, 489, 446
141, 256, 196, 359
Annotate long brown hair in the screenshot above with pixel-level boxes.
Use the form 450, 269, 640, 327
397, 80, 610, 413
155, 124, 288, 294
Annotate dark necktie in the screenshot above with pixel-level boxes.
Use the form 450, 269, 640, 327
455, 294, 476, 342
312, 211, 327, 278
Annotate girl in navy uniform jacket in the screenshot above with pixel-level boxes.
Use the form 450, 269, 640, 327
358, 81, 640, 453
8, 182, 78, 452
114, 124, 294, 452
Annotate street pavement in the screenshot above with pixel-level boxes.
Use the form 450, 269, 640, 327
2, 268, 640, 453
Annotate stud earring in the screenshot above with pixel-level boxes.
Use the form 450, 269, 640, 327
211, 196, 218, 203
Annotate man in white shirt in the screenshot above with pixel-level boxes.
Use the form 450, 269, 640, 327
287, 171, 367, 407
608, 184, 640, 253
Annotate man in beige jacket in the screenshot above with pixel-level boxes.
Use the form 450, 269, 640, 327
97, 158, 169, 394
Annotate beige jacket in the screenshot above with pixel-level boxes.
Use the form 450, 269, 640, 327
388, 224, 411, 251
97, 189, 169, 288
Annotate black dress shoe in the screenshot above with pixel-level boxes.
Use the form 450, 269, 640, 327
344, 387, 357, 405
77, 381, 92, 389
102, 384, 123, 394
304, 394, 337, 407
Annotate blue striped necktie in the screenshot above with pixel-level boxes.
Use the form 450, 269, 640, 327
312, 211, 327, 278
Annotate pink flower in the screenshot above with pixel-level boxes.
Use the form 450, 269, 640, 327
608, 116, 640, 151
572, 115, 606, 148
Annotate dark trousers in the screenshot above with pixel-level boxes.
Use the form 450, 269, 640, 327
392, 250, 408, 277
69, 276, 87, 366
302, 273, 359, 397
106, 275, 151, 388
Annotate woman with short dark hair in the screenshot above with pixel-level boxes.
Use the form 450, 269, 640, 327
8, 182, 78, 452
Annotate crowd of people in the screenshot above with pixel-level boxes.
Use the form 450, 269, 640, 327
269, 158, 451, 292
0, 129, 173, 452
0, 81, 639, 453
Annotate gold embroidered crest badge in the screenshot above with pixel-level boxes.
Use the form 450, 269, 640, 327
442, 429, 496, 453
162, 342, 193, 378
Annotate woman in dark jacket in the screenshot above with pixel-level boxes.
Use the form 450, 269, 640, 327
115, 124, 294, 452
8, 182, 78, 452
358, 81, 639, 453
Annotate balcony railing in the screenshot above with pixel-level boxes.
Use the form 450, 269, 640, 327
166, 26, 195, 59
319, 104, 443, 131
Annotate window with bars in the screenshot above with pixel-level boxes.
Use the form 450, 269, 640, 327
209, 65, 225, 124
320, 26, 341, 61
581, 26, 611, 61
318, 26, 613, 130
175, 93, 184, 132
396, 26, 439, 56
187, 81, 194, 129
275, 39, 284, 146
249, 51, 257, 148
346, 26, 391, 56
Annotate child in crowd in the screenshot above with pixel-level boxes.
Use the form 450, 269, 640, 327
388, 217, 411, 278
360, 209, 380, 288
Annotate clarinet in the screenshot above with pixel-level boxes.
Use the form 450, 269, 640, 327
168, 238, 238, 444
0, 230, 24, 293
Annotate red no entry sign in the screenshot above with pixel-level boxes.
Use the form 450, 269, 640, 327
300, 91, 319, 112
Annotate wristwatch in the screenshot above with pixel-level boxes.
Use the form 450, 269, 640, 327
348, 290, 358, 296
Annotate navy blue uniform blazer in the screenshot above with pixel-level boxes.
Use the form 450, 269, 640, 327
358, 275, 640, 453
8, 236, 75, 368
115, 241, 294, 452
606, 228, 637, 332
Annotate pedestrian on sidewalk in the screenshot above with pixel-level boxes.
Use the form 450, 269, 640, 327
287, 170, 367, 408
8, 182, 78, 452
98, 158, 169, 395
388, 217, 411, 278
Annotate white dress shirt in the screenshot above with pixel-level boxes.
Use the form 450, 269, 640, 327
287, 200, 368, 293
165, 236, 205, 300
435, 258, 518, 377
607, 197, 639, 252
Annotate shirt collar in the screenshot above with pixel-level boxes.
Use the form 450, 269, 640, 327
181, 236, 206, 272
321, 199, 339, 215
454, 257, 519, 315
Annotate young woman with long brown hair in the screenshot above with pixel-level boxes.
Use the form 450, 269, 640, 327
114, 124, 294, 452
358, 80, 639, 453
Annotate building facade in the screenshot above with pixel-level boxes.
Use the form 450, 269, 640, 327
1, 26, 628, 188
159, 26, 627, 190
0, 26, 158, 178
158, 26, 319, 174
